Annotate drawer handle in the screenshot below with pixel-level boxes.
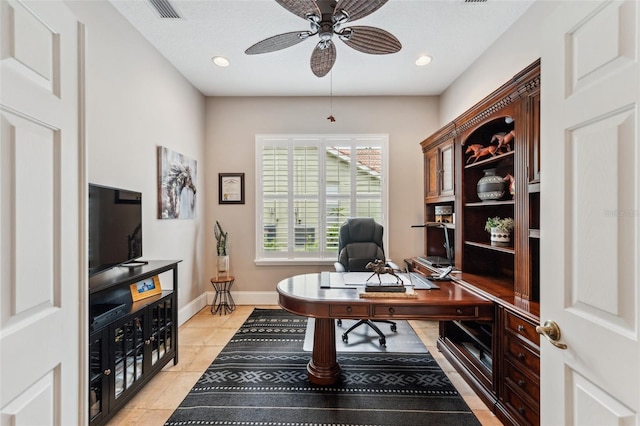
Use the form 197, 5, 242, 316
518, 379, 525, 388
346, 306, 352, 313
518, 406, 526, 415
517, 352, 525, 361
456, 308, 463, 315
517, 324, 525, 332
145, 339, 151, 345
388, 307, 395, 314
104, 369, 111, 376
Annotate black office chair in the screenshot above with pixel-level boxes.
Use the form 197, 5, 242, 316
334, 218, 397, 346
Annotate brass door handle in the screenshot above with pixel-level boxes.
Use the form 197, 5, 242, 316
536, 320, 567, 350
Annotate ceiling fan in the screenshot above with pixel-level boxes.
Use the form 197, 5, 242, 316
245, 0, 402, 77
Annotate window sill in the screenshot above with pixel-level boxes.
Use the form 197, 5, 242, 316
254, 259, 336, 267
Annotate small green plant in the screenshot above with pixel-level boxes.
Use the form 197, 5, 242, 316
485, 217, 515, 233
214, 221, 228, 256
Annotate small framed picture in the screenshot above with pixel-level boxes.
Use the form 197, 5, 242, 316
130, 276, 162, 302
219, 173, 245, 204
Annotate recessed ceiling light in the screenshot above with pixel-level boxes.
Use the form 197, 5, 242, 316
415, 55, 432, 66
212, 56, 230, 67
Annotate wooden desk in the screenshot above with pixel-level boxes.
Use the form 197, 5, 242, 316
277, 273, 493, 385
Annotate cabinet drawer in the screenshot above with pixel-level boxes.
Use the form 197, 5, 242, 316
330, 304, 369, 318
372, 304, 479, 318
504, 360, 540, 404
504, 311, 540, 346
505, 335, 540, 374
504, 384, 540, 426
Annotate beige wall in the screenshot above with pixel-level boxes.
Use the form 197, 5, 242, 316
67, 0, 559, 308
439, 1, 558, 125
205, 96, 439, 295
66, 1, 208, 313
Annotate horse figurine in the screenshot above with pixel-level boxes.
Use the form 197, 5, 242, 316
365, 259, 402, 284
490, 130, 515, 153
503, 173, 515, 196
163, 162, 197, 218
465, 144, 498, 164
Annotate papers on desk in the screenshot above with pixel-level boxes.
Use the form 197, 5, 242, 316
321, 271, 438, 290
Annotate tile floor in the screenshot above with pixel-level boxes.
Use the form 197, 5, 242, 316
105, 305, 502, 425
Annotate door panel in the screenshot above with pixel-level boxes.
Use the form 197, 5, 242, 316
540, 0, 639, 423
3, 111, 59, 315
425, 148, 439, 199
439, 141, 454, 197
0, 1, 85, 424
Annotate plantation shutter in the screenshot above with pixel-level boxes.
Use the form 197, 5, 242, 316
256, 135, 387, 262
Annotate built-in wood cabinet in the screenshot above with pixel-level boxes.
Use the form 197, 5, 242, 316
414, 59, 541, 426
421, 123, 456, 266
423, 123, 456, 203
424, 139, 455, 200
498, 308, 540, 426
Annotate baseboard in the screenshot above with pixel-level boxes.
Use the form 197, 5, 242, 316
207, 290, 279, 306
178, 293, 208, 327
179, 291, 279, 326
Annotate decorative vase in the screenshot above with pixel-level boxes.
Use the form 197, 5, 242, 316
490, 227, 511, 246
477, 168, 506, 201
217, 255, 229, 273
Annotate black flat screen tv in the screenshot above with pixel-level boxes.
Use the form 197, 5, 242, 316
88, 184, 142, 276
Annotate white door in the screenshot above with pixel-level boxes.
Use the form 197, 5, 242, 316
0, 1, 85, 425
540, 0, 639, 424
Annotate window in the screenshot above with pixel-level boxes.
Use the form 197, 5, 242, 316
256, 134, 388, 263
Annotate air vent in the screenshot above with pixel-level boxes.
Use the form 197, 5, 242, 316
464, 0, 488, 3
148, 0, 181, 19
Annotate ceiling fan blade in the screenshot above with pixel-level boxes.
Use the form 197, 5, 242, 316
275, 0, 321, 20
245, 31, 311, 55
341, 26, 401, 54
310, 42, 336, 77
334, 0, 388, 22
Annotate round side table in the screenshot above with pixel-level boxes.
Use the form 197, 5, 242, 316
210, 276, 236, 315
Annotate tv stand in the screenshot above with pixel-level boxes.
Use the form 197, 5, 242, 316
88, 260, 181, 426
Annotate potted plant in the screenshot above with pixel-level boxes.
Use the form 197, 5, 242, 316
485, 216, 515, 246
214, 220, 229, 274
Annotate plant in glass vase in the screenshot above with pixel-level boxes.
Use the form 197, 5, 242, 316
214, 221, 229, 275
485, 216, 514, 246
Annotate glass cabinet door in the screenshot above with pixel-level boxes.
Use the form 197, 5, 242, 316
89, 329, 109, 425
149, 295, 173, 366
112, 314, 145, 402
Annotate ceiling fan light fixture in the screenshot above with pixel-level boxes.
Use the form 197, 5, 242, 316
212, 56, 230, 67
415, 55, 432, 66
247, 0, 400, 77
306, 13, 321, 24
338, 28, 353, 41
333, 10, 349, 25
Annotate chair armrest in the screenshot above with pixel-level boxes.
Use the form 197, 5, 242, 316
386, 260, 400, 271
334, 262, 346, 273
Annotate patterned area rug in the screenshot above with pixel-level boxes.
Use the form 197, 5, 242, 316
165, 309, 480, 426
303, 318, 428, 353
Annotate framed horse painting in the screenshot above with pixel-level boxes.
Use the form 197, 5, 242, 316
157, 146, 197, 219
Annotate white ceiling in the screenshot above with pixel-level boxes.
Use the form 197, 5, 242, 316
110, 0, 535, 97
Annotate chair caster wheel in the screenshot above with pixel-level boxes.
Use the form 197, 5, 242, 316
379, 338, 386, 347
391, 324, 397, 332
342, 334, 348, 343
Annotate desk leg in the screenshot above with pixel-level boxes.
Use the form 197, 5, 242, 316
307, 318, 341, 385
